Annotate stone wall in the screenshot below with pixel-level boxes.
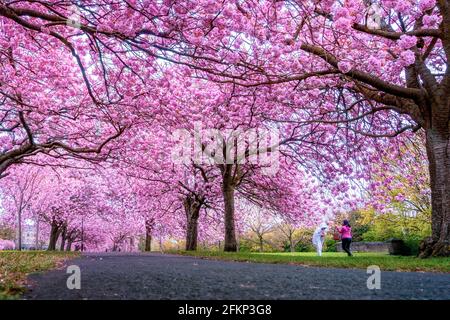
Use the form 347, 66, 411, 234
335, 241, 389, 253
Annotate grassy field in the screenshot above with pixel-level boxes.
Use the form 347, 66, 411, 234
0, 251, 79, 299
171, 250, 450, 273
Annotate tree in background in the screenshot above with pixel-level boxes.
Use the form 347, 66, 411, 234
360, 135, 432, 247
0, 223, 14, 240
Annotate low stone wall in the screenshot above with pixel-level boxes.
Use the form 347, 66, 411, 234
335, 241, 389, 253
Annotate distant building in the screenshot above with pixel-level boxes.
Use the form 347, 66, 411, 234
21, 223, 37, 250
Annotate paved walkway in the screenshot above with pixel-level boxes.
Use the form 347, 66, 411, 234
24, 252, 450, 300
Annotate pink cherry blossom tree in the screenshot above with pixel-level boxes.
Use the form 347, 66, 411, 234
0, 0, 444, 257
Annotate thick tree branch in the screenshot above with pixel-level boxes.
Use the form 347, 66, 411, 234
353, 23, 442, 40
300, 43, 425, 100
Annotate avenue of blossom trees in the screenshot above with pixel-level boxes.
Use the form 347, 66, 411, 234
0, 0, 448, 257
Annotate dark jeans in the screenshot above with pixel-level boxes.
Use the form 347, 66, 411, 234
342, 238, 352, 256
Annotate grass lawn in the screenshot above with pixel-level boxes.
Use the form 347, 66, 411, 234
0, 251, 79, 299
171, 250, 450, 273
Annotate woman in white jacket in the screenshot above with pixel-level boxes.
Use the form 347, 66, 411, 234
312, 224, 328, 256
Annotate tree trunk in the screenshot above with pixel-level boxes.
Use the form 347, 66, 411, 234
290, 235, 294, 253
17, 208, 22, 251
144, 228, 152, 252
420, 127, 450, 257
259, 235, 264, 252
66, 240, 72, 251
159, 237, 164, 253
59, 226, 67, 251
35, 219, 39, 250
184, 196, 201, 251
59, 236, 66, 251
129, 237, 134, 252
47, 220, 60, 251
223, 185, 237, 252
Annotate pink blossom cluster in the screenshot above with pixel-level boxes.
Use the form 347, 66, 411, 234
0, 239, 16, 250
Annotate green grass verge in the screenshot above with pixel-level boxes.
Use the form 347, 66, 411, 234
0, 251, 79, 299
170, 250, 450, 273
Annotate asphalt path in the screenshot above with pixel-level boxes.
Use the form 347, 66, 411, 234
23, 252, 450, 300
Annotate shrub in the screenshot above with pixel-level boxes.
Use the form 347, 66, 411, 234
294, 241, 314, 252
324, 239, 337, 252
403, 238, 422, 256
0, 239, 16, 250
